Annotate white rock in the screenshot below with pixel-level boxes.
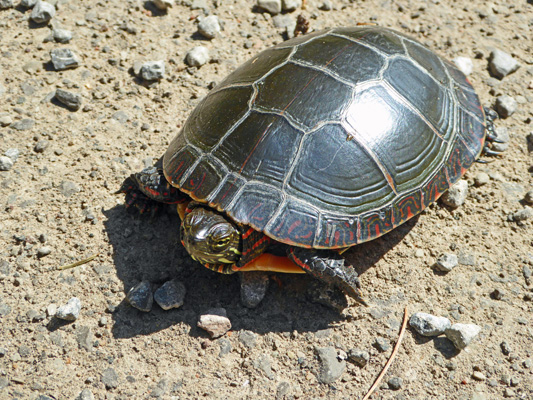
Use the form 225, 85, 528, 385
453, 56, 473, 76
56, 297, 81, 321
197, 308, 231, 338
441, 179, 468, 208
434, 253, 458, 272
445, 323, 481, 350
198, 15, 221, 39
185, 46, 210, 67
257, 0, 281, 14
409, 312, 451, 336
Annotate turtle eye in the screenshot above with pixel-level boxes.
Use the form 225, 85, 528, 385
209, 228, 232, 251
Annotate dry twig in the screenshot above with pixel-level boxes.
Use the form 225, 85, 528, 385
362, 306, 409, 400
58, 254, 98, 270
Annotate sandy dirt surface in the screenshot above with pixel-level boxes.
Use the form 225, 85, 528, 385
1, 0, 532, 399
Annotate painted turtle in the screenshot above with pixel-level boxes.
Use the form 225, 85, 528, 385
119, 26, 500, 305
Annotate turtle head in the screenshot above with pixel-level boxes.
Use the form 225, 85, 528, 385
180, 207, 241, 265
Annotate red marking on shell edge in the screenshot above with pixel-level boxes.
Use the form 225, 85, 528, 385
334, 231, 340, 245
242, 228, 255, 239
290, 251, 310, 271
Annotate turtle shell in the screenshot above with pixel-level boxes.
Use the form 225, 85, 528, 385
163, 26, 486, 249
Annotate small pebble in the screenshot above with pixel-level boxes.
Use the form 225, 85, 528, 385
494, 95, 517, 118
282, 0, 301, 11
126, 281, 153, 312
488, 49, 520, 79
500, 341, 511, 355
491, 288, 505, 300
5, 148, 20, 162
453, 56, 473, 76
524, 190, 533, 205
50, 48, 81, 70
101, 367, 118, 389
512, 207, 532, 222
30, 1, 56, 24
20, 0, 38, 8
387, 376, 403, 390
46, 303, 57, 317
472, 371, 486, 381
316, 347, 346, 384
185, 46, 210, 67
257, 0, 281, 14
409, 312, 451, 336
55, 89, 82, 111
0, 156, 13, 171
0, 115, 13, 126
434, 253, 458, 272
0, 0, 15, 9
153, 279, 186, 310
348, 348, 369, 367
76, 389, 94, 400
11, 118, 35, 131
198, 15, 221, 39
52, 28, 73, 44
152, 0, 173, 10
373, 337, 390, 352
503, 388, 515, 398
441, 179, 468, 208
34, 140, 49, 153
318, 0, 332, 10
240, 271, 269, 308
197, 308, 231, 338
140, 60, 165, 81
56, 297, 81, 321
445, 323, 481, 350
238, 330, 257, 349
37, 246, 52, 257
474, 172, 490, 187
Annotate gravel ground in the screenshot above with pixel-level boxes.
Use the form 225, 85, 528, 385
1, 0, 532, 399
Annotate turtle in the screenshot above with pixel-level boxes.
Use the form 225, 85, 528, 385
119, 26, 502, 305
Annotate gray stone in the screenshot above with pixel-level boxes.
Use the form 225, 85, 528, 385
512, 207, 532, 222
388, 376, 403, 390
0, 156, 13, 171
282, 0, 301, 11
276, 382, 290, 399
348, 348, 369, 367
50, 48, 81, 70
152, 0, 173, 10
52, 28, 73, 43
257, 0, 281, 14
410, 312, 451, 336
272, 15, 296, 38
60, 180, 80, 197
126, 281, 153, 312
34, 140, 49, 153
5, 148, 20, 162
101, 367, 118, 389
197, 308, 231, 338
434, 253, 458, 272
149, 378, 168, 397
55, 89, 82, 111
198, 15, 221, 39
185, 46, 210, 67
30, 1, 55, 23
0, 0, 14, 9
441, 179, 468, 208
316, 347, 345, 384
489, 49, 520, 79
254, 355, 275, 379
140, 60, 165, 81
445, 323, 481, 350
503, 388, 515, 398
218, 338, 231, 357
76, 389, 94, 400
11, 118, 35, 130
56, 297, 81, 321
76, 326, 93, 351
22, 61, 42, 75
154, 279, 186, 310
495, 95, 517, 118
500, 341, 511, 355
240, 271, 269, 308
373, 337, 390, 352
453, 56, 473, 75
20, 0, 38, 8
112, 110, 129, 123
239, 330, 257, 349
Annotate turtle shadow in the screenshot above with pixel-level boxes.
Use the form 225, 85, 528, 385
102, 204, 417, 339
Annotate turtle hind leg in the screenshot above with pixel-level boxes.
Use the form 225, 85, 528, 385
118, 177, 160, 216
287, 247, 367, 306
479, 107, 507, 159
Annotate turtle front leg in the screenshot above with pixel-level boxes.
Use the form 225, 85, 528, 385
117, 161, 188, 214
287, 248, 367, 306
